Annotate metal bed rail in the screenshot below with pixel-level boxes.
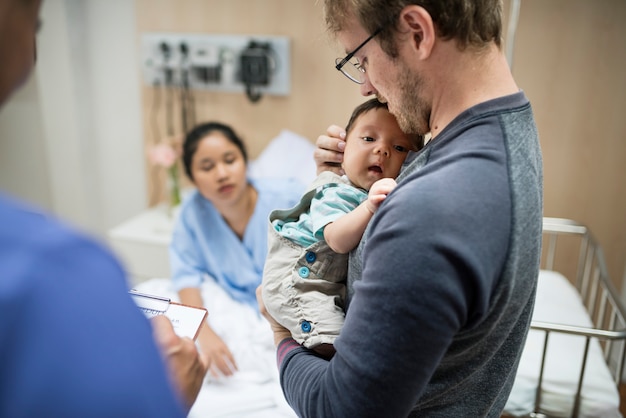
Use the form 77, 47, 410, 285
529, 218, 626, 417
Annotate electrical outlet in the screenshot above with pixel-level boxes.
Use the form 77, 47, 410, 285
140, 32, 290, 96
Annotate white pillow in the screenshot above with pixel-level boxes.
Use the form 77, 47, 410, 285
248, 129, 317, 187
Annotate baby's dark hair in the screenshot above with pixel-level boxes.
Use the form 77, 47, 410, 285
182, 121, 248, 181
345, 98, 388, 135
345, 98, 424, 150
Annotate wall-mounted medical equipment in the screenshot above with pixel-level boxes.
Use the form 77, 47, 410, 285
140, 32, 290, 103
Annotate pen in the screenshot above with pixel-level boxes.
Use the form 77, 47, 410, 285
129, 289, 171, 303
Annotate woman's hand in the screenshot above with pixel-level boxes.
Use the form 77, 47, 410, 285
151, 315, 210, 412
256, 285, 292, 346
177, 287, 236, 378
315, 124, 346, 176
197, 324, 238, 378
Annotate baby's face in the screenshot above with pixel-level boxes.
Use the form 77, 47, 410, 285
342, 108, 415, 190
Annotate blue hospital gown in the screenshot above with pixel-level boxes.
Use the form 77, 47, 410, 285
169, 177, 303, 308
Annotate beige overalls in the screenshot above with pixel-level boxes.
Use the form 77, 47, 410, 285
261, 172, 351, 349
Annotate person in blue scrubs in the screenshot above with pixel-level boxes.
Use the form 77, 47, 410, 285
0, 1, 209, 416
170, 122, 303, 378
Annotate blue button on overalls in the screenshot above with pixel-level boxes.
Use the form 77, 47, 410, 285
301, 321, 312, 333
305, 251, 316, 263
298, 266, 310, 278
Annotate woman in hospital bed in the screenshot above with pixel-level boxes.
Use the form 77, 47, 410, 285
167, 121, 304, 381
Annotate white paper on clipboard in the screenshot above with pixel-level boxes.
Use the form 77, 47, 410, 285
129, 290, 207, 340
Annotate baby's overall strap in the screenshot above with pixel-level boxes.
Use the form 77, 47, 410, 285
269, 171, 348, 223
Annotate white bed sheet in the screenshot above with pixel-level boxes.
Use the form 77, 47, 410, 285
505, 270, 621, 417
134, 277, 297, 418
137, 271, 623, 418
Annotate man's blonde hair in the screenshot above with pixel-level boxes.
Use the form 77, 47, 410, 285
324, 0, 503, 57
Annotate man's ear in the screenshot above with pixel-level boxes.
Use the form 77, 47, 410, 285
397, 5, 436, 60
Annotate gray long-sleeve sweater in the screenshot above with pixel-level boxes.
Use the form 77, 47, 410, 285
276, 91, 543, 418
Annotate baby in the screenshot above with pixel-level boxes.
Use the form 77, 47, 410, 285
262, 98, 421, 357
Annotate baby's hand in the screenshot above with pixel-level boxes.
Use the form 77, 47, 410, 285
365, 178, 397, 213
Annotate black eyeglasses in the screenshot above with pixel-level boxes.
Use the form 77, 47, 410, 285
335, 28, 382, 84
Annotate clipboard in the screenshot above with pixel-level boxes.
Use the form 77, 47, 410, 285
129, 290, 208, 340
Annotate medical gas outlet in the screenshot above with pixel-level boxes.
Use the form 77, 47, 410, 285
141, 32, 290, 102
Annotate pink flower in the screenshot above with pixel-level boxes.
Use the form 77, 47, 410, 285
148, 143, 179, 168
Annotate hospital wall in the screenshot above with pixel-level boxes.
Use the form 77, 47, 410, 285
135, 0, 365, 172
0, 1, 623, 293
137, 0, 626, 289
509, 0, 626, 292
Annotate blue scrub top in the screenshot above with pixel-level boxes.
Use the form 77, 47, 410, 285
0, 193, 186, 417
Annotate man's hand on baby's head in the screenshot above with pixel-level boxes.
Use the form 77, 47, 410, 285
366, 178, 398, 213
315, 125, 346, 176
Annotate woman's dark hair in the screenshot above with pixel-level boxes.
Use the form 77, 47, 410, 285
182, 121, 248, 181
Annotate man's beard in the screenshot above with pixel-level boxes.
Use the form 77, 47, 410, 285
391, 62, 431, 137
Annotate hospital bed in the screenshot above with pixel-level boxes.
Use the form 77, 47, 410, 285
504, 218, 626, 418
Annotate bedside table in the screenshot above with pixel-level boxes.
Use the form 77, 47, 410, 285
107, 205, 175, 285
